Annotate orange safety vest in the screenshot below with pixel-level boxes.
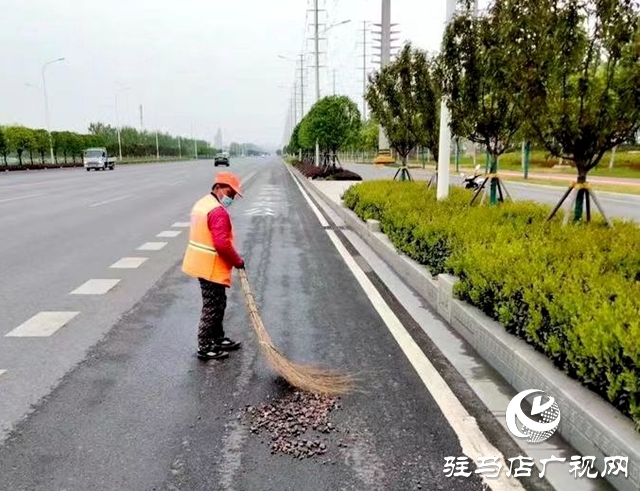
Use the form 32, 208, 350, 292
182, 194, 235, 287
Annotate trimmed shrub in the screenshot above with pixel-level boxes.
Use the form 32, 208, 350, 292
342, 181, 640, 428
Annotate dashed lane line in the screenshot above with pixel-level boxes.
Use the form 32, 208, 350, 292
172, 222, 190, 228
137, 242, 168, 251
70, 279, 120, 295
0, 193, 47, 204
110, 257, 148, 269
89, 194, 133, 208
5, 311, 80, 338
157, 230, 182, 238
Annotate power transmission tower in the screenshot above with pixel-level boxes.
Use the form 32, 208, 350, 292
297, 53, 307, 118
372, 0, 401, 166
357, 21, 373, 120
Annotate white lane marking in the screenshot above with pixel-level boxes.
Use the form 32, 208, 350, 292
5, 311, 80, 337
137, 242, 168, 251
0, 193, 47, 204
70, 279, 120, 295
293, 173, 524, 491
172, 222, 190, 228
284, 164, 329, 227
0, 370, 6, 378
157, 230, 182, 238
90, 194, 133, 207
110, 257, 148, 269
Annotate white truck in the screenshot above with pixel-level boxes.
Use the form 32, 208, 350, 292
83, 147, 116, 171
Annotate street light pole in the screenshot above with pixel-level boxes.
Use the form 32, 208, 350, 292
155, 130, 160, 161
115, 94, 123, 161
41, 57, 65, 164
436, 0, 457, 200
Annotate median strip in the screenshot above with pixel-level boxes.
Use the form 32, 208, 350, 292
5, 311, 80, 337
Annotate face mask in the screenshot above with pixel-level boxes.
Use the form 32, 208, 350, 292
221, 195, 234, 208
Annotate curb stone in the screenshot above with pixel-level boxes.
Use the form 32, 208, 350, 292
289, 168, 639, 491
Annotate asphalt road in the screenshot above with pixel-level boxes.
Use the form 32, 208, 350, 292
344, 163, 640, 223
0, 158, 503, 490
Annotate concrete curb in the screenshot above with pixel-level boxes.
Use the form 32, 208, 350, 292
290, 168, 639, 491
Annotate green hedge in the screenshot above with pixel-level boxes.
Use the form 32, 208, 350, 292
342, 181, 640, 428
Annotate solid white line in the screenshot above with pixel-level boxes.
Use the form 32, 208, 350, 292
70, 279, 120, 295
5, 311, 80, 337
292, 172, 523, 491
172, 222, 191, 228
90, 194, 133, 207
110, 257, 148, 269
0, 369, 6, 378
0, 193, 46, 204
284, 164, 329, 227
157, 230, 182, 238
137, 242, 168, 251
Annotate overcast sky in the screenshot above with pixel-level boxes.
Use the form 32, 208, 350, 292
0, 0, 478, 149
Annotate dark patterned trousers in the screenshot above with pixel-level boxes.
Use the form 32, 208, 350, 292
198, 278, 227, 350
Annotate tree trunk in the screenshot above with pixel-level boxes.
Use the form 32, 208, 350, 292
40, 152, 45, 165
489, 154, 499, 205
29, 152, 34, 165
18, 150, 23, 166
573, 167, 589, 222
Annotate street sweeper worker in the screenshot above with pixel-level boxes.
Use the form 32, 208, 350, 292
182, 171, 245, 361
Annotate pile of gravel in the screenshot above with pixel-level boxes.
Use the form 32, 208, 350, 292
242, 391, 342, 459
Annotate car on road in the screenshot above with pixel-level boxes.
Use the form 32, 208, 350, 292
83, 147, 116, 171
214, 152, 230, 167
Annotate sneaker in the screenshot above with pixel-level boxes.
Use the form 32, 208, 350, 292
214, 337, 242, 351
197, 346, 229, 361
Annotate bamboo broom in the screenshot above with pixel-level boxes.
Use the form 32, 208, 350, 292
238, 269, 353, 395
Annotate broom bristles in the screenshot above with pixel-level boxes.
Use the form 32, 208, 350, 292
239, 270, 354, 395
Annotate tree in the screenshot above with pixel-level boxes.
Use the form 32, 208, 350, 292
413, 48, 441, 167
298, 95, 361, 168
357, 119, 379, 154
5, 126, 35, 166
439, 0, 524, 204
500, 0, 640, 222
32, 129, 50, 165
366, 43, 426, 180
0, 127, 8, 166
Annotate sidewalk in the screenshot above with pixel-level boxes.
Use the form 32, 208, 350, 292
294, 174, 639, 491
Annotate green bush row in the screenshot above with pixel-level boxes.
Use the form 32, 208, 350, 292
342, 181, 640, 428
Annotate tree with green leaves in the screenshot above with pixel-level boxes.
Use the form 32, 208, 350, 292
5, 126, 35, 166
366, 43, 435, 180
298, 95, 362, 168
499, 0, 640, 222
439, 0, 524, 204
0, 127, 8, 166
32, 129, 50, 165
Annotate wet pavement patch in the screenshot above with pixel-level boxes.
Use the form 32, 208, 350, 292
241, 390, 343, 460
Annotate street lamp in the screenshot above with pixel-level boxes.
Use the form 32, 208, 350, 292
325, 19, 351, 33
42, 57, 65, 164
114, 86, 129, 162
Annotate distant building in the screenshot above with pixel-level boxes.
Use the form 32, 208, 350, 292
214, 128, 223, 149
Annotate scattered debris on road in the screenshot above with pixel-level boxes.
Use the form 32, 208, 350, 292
241, 390, 342, 459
